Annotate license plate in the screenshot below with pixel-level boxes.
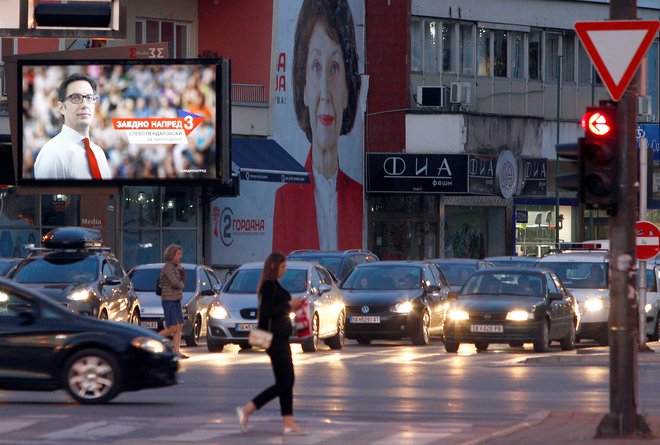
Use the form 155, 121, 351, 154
470, 324, 503, 333
235, 323, 256, 332
141, 321, 158, 329
350, 316, 380, 324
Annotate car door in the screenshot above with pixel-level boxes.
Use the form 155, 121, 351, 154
546, 272, 571, 336
423, 264, 445, 334
100, 259, 126, 321
317, 265, 342, 336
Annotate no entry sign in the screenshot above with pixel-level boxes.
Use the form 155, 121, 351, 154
636, 220, 660, 261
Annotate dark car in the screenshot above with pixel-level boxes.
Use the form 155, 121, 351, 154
7, 227, 141, 325
442, 268, 578, 353
340, 261, 452, 345
128, 263, 223, 346
428, 258, 494, 291
287, 249, 379, 281
483, 256, 539, 268
0, 258, 22, 276
0, 277, 178, 404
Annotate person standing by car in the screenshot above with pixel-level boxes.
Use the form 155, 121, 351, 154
158, 244, 187, 359
235, 252, 307, 435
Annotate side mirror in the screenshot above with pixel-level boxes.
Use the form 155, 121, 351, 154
319, 284, 331, 295
8, 303, 38, 323
201, 289, 216, 296
448, 291, 459, 301
548, 292, 563, 301
426, 284, 440, 292
103, 275, 122, 285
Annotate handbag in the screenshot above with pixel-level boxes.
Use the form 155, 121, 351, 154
248, 327, 273, 349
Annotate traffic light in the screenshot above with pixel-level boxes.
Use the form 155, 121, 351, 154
555, 139, 584, 202
581, 103, 617, 210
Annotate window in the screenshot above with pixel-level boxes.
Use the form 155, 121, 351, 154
476, 27, 490, 76
511, 31, 524, 79
529, 30, 542, 80
647, 42, 658, 113
545, 33, 560, 81
135, 19, 189, 58
423, 20, 439, 73
562, 33, 576, 83
494, 30, 508, 78
578, 42, 592, 84
410, 20, 422, 72
459, 24, 474, 76
442, 22, 456, 73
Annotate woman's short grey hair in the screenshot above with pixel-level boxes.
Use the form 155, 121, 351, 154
163, 244, 182, 262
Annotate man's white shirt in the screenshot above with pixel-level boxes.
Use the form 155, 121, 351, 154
34, 125, 111, 179
314, 165, 338, 250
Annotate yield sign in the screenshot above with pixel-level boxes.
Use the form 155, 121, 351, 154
575, 20, 660, 102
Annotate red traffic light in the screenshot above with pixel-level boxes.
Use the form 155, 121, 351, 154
581, 111, 612, 137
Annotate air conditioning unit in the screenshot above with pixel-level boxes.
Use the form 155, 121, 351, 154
416, 86, 447, 107
638, 95, 652, 116
450, 82, 471, 105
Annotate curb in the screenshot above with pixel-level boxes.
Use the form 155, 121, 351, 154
459, 410, 551, 445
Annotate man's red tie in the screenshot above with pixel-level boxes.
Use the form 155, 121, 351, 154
83, 138, 102, 179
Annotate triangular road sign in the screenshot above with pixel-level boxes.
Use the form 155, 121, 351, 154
575, 20, 659, 102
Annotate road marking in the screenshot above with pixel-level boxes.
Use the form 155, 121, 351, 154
0, 420, 36, 434
39, 421, 138, 440
372, 431, 453, 444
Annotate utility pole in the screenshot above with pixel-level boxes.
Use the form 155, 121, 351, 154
595, 0, 651, 438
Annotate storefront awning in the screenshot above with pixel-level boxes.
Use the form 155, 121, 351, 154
232, 138, 309, 183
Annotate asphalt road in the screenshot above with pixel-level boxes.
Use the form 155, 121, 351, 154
1, 339, 660, 444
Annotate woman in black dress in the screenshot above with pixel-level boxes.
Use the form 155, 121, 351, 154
236, 251, 307, 435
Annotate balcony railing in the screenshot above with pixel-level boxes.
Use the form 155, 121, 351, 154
231, 83, 266, 104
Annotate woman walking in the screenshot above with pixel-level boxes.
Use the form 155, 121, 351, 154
236, 251, 307, 435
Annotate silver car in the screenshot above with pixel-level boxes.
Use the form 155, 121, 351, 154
206, 261, 346, 353
127, 263, 222, 346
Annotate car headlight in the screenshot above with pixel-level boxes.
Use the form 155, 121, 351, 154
448, 309, 469, 321
131, 336, 167, 354
645, 303, 653, 313
584, 298, 604, 312
68, 289, 91, 301
506, 310, 533, 321
209, 305, 229, 319
182, 306, 189, 315
390, 301, 413, 314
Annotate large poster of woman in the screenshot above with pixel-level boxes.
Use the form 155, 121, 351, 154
272, 0, 365, 252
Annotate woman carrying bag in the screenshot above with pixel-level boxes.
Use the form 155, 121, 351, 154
236, 251, 307, 435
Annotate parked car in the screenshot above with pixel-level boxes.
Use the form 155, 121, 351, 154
428, 258, 494, 291
0, 277, 178, 404
127, 263, 223, 346
0, 258, 22, 276
483, 256, 538, 268
340, 261, 452, 345
287, 249, 379, 281
7, 227, 141, 325
443, 268, 578, 353
206, 260, 346, 352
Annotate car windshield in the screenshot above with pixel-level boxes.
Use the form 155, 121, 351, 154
225, 268, 308, 294
342, 266, 421, 290
536, 262, 607, 289
434, 263, 477, 286
489, 260, 536, 268
288, 255, 341, 277
129, 267, 196, 292
12, 256, 99, 284
462, 272, 545, 297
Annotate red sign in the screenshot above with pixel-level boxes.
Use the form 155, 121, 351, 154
636, 221, 660, 261
575, 20, 660, 102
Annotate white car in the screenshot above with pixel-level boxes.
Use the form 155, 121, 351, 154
641, 263, 660, 341
536, 250, 609, 345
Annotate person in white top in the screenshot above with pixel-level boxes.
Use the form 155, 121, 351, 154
34, 73, 112, 179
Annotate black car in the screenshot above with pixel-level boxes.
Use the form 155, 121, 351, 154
7, 227, 141, 324
340, 261, 451, 345
0, 277, 178, 404
287, 249, 379, 281
0, 258, 22, 276
443, 268, 578, 353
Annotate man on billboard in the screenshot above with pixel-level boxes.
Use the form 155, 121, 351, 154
272, 0, 362, 252
34, 73, 112, 179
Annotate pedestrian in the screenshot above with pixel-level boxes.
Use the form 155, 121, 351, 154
235, 251, 307, 435
158, 243, 187, 359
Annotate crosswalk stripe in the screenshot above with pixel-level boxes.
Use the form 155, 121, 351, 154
0, 420, 36, 434
371, 431, 453, 445
39, 421, 138, 440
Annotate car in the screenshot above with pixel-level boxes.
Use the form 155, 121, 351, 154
535, 249, 609, 345
0, 277, 178, 404
340, 261, 452, 345
7, 227, 141, 325
0, 258, 22, 276
287, 249, 379, 281
428, 258, 494, 291
483, 256, 539, 268
442, 267, 578, 353
127, 263, 223, 346
641, 263, 660, 341
206, 260, 346, 353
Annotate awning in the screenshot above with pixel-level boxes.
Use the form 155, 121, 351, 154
232, 138, 309, 183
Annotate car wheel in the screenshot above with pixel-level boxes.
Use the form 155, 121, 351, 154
185, 316, 202, 347
62, 349, 121, 404
649, 312, 660, 342
560, 320, 576, 351
238, 343, 253, 350
444, 341, 459, 353
207, 341, 224, 353
533, 320, 550, 353
509, 342, 524, 348
129, 309, 140, 325
324, 311, 345, 350
475, 342, 489, 352
301, 314, 320, 353
356, 337, 372, 345
411, 309, 431, 346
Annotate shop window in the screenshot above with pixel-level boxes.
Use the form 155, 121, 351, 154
123, 187, 159, 227
459, 24, 474, 76
41, 194, 79, 228
410, 20, 422, 72
544, 32, 560, 81
423, 20, 439, 73
162, 188, 197, 228
476, 27, 490, 76
123, 229, 160, 269
511, 31, 524, 80
578, 43, 592, 84
562, 32, 575, 83
442, 22, 456, 73
162, 229, 197, 264
528, 30, 542, 80
493, 30, 507, 78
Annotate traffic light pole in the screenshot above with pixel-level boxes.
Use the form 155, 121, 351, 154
596, 0, 651, 438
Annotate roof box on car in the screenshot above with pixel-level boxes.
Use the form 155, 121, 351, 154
42, 227, 103, 249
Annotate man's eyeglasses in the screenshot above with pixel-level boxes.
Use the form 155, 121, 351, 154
63, 94, 99, 104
